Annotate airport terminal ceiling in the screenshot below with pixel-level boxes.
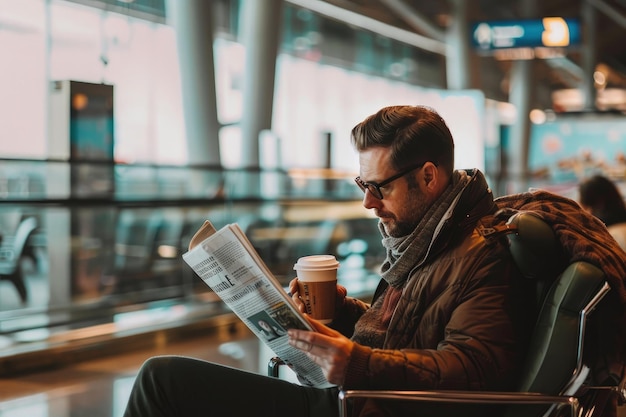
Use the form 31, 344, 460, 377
71, 0, 626, 110
317, 0, 626, 109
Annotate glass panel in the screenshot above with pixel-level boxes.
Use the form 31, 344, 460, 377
0, 161, 383, 355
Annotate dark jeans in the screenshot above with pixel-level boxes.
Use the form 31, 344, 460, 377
123, 356, 340, 417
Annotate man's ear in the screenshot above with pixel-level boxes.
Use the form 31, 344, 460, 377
422, 162, 439, 190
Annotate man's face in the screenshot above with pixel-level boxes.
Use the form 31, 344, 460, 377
358, 147, 434, 237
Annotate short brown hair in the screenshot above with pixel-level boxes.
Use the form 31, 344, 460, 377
350, 105, 455, 175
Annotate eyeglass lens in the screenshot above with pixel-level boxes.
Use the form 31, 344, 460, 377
354, 162, 426, 200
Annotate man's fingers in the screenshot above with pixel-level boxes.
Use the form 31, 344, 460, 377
288, 333, 315, 352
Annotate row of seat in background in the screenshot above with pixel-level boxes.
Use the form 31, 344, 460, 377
0, 205, 385, 307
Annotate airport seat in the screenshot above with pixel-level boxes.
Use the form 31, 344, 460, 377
269, 211, 621, 417
112, 210, 164, 293
0, 216, 38, 304
150, 210, 186, 283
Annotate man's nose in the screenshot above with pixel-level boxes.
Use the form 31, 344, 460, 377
362, 190, 381, 210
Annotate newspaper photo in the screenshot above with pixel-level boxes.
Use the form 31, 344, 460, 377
182, 220, 333, 388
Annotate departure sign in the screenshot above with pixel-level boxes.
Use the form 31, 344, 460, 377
471, 17, 581, 51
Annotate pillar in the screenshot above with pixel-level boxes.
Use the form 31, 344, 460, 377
239, 0, 284, 168
581, 1, 597, 110
446, 0, 470, 90
167, 0, 221, 167
505, 0, 536, 193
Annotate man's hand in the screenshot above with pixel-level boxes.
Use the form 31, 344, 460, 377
288, 318, 354, 386
288, 278, 347, 315
288, 278, 308, 314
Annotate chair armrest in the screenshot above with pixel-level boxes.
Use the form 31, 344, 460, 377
268, 356, 285, 378
338, 389, 580, 417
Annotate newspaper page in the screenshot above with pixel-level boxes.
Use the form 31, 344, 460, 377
182, 221, 333, 388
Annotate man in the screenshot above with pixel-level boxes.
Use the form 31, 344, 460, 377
123, 105, 532, 417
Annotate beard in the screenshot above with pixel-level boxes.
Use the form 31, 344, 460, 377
379, 186, 432, 238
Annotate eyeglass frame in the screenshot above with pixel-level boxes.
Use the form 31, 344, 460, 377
354, 161, 429, 200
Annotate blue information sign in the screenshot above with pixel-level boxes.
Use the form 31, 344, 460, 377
471, 18, 581, 51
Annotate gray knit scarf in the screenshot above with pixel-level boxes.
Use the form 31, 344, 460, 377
379, 170, 470, 288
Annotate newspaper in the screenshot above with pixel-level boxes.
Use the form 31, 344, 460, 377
182, 220, 333, 388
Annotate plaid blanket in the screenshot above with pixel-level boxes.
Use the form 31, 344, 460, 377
495, 189, 626, 384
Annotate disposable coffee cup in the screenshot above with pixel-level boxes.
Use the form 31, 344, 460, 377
294, 255, 339, 324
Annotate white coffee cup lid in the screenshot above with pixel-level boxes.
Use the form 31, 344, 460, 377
293, 254, 339, 271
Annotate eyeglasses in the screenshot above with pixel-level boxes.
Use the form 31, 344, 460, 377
354, 162, 426, 200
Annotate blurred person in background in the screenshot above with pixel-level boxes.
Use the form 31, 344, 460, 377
579, 174, 626, 250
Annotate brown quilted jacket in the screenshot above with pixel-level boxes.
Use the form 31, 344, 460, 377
339, 170, 534, 416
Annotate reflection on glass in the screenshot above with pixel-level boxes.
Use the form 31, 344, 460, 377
0, 393, 49, 417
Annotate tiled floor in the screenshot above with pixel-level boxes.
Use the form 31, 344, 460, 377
0, 329, 262, 417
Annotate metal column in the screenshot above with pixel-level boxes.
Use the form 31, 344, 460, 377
167, 0, 221, 166
507, 60, 532, 192
581, 0, 597, 110
239, 0, 284, 169
505, 1, 536, 193
446, 0, 470, 90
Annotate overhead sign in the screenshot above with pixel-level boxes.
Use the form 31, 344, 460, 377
471, 18, 581, 52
